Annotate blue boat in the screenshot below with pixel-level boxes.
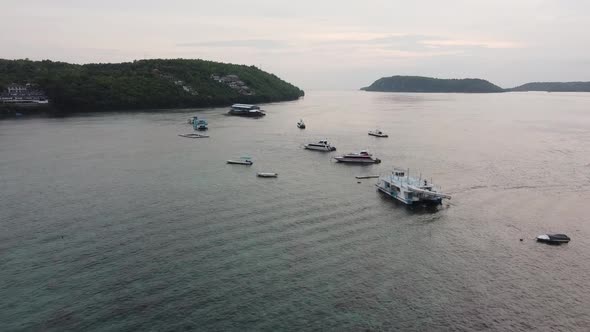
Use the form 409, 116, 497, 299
193, 118, 208, 131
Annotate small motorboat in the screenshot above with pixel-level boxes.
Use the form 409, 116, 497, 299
355, 175, 380, 179
179, 133, 209, 138
257, 172, 278, 178
193, 118, 208, 131
537, 234, 571, 244
297, 119, 306, 129
334, 150, 381, 164
368, 129, 388, 137
304, 140, 336, 152
227, 157, 253, 165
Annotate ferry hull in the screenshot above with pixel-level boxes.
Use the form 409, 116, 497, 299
305, 145, 336, 152
335, 157, 381, 164
376, 184, 443, 205
228, 110, 266, 117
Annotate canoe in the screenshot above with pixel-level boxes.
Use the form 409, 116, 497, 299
355, 175, 380, 179
227, 160, 253, 165
179, 133, 209, 138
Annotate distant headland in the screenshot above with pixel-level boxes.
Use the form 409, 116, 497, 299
0, 58, 304, 116
508, 82, 590, 92
361, 75, 590, 93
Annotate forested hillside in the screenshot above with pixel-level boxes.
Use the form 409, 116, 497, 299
0, 59, 304, 111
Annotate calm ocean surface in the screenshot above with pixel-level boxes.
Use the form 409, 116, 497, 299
1, 91, 590, 331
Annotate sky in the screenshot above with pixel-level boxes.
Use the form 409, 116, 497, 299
1, 0, 589, 90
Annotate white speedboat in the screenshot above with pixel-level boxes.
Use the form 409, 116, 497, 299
376, 169, 451, 205
297, 119, 306, 129
368, 129, 388, 137
257, 172, 278, 178
227, 157, 253, 165
304, 140, 336, 152
334, 150, 381, 164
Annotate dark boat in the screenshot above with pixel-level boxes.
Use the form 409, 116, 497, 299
228, 104, 266, 117
178, 133, 209, 138
334, 150, 381, 164
536, 234, 571, 244
227, 157, 253, 165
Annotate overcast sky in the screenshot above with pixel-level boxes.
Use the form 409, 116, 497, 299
1, 0, 589, 89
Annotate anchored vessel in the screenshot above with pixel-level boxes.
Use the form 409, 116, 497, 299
227, 157, 253, 165
178, 133, 209, 138
334, 150, 381, 164
368, 129, 388, 137
297, 119, 306, 129
228, 104, 266, 117
376, 169, 451, 205
257, 172, 278, 178
304, 140, 336, 152
537, 234, 570, 244
193, 118, 208, 130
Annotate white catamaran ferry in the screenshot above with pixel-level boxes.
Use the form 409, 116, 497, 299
376, 169, 451, 205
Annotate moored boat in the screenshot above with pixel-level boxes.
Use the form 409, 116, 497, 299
228, 104, 266, 117
304, 140, 336, 152
537, 234, 571, 244
334, 150, 381, 164
297, 119, 306, 129
257, 172, 278, 178
193, 118, 208, 130
376, 169, 451, 205
179, 133, 209, 138
368, 129, 388, 137
227, 157, 253, 165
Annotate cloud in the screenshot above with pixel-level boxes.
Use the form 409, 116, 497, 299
177, 39, 286, 49
420, 39, 524, 49
314, 33, 523, 50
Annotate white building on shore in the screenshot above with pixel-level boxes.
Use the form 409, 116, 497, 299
1, 83, 49, 104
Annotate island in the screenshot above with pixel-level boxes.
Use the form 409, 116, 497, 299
0, 58, 304, 115
508, 82, 590, 92
362, 75, 590, 93
361, 76, 504, 93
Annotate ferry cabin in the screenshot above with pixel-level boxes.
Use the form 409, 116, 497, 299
231, 104, 260, 111
377, 170, 446, 205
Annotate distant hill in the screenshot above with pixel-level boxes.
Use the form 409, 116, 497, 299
0, 59, 304, 112
361, 76, 504, 93
508, 82, 590, 92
